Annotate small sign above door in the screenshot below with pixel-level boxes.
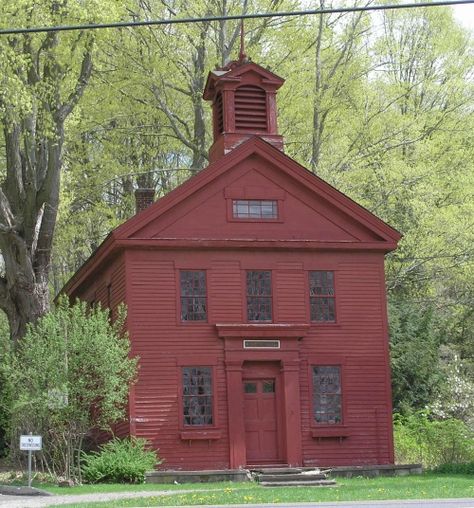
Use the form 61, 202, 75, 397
243, 339, 280, 349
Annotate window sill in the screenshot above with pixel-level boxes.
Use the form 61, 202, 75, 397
311, 427, 350, 438
228, 218, 284, 224
180, 429, 222, 441
179, 321, 210, 326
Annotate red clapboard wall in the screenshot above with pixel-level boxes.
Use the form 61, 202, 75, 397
63, 56, 400, 470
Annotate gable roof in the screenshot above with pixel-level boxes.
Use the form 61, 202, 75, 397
203, 61, 284, 100
63, 136, 401, 296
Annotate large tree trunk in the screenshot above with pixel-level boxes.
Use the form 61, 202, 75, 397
0, 31, 93, 343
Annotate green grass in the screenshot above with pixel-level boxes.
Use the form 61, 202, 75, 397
40, 481, 228, 495
46, 473, 474, 507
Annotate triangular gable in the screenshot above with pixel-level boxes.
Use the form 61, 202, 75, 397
203, 61, 284, 100
115, 136, 401, 245
63, 136, 400, 297
132, 165, 371, 243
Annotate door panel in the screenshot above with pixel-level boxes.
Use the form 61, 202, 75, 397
243, 378, 279, 462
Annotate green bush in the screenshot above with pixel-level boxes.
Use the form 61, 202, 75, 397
394, 412, 474, 469
434, 462, 474, 474
0, 299, 137, 481
81, 438, 160, 484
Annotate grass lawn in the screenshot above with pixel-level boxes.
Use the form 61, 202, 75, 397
39, 481, 228, 495
45, 473, 474, 507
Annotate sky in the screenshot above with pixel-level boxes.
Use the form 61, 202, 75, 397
451, 3, 474, 31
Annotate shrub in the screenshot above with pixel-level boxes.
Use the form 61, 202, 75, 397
434, 462, 474, 474
81, 438, 160, 484
394, 412, 474, 469
0, 298, 137, 481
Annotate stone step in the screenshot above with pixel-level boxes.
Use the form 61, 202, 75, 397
259, 479, 337, 487
259, 473, 327, 482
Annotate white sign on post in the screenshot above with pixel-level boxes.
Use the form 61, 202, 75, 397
20, 435, 42, 451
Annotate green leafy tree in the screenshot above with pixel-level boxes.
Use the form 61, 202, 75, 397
389, 299, 443, 413
0, 298, 137, 481
0, 0, 125, 342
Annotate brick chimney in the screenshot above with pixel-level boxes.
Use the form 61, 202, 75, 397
203, 59, 285, 163
134, 188, 155, 214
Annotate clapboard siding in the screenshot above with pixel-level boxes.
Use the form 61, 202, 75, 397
73, 249, 394, 469
111, 249, 394, 469
125, 251, 229, 469
275, 270, 306, 322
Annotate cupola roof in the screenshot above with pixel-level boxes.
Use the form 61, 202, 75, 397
203, 58, 285, 162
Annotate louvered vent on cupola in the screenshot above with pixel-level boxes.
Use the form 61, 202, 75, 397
235, 85, 268, 132
215, 92, 224, 134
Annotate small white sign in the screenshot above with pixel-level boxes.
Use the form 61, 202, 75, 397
20, 435, 42, 451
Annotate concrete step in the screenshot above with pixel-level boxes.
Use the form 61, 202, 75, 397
259, 479, 337, 487
259, 473, 327, 482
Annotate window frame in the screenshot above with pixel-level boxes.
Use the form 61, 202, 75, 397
177, 361, 218, 431
181, 366, 214, 427
224, 188, 285, 224
179, 269, 208, 323
308, 270, 337, 324
246, 270, 273, 323
231, 199, 279, 221
308, 357, 346, 428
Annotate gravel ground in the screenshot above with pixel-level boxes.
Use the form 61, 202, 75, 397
0, 488, 201, 507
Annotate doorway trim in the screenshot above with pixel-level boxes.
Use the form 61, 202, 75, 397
217, 323, 308, 468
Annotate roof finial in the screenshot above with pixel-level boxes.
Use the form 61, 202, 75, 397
238, 18, 247, 63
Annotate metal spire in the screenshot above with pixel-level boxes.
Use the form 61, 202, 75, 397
238, 18, 247, 63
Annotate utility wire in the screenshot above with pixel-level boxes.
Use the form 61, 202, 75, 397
0, 0, 473, 35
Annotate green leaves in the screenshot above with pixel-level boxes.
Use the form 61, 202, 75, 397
0, 298, 137, 480
394, 411, 474, 468
81, 437, 160, 484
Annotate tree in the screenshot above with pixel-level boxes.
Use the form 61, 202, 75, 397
389, 298, 444, 413
430, 349, 474, 427
0, 298, 137, 481
0, 0, 123, 342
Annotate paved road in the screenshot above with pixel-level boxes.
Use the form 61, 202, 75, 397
186, 501, 474, 508
1, 493, 474, 508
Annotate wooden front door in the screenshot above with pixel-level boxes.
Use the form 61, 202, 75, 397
243, 363, 281, 463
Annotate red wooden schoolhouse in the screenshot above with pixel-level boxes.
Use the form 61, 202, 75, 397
64, 56, 401, 470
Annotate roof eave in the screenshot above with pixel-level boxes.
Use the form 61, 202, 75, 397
59, 232, 119, 298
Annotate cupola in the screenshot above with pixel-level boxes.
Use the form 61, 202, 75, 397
203, 57, 285, 163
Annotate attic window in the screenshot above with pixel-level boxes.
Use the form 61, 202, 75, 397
235, 85, 267, 132
233, 200, 278, 219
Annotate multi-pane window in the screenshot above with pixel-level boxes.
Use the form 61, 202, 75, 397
247, 271, 272, 321
309, 271, 336, 322
182, 367, 213, 426
233, 200, 278, 219
180, 270, 207, 321
312, 366, 342, 424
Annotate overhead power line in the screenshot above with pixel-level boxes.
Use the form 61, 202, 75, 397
0, 0, 473, 36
